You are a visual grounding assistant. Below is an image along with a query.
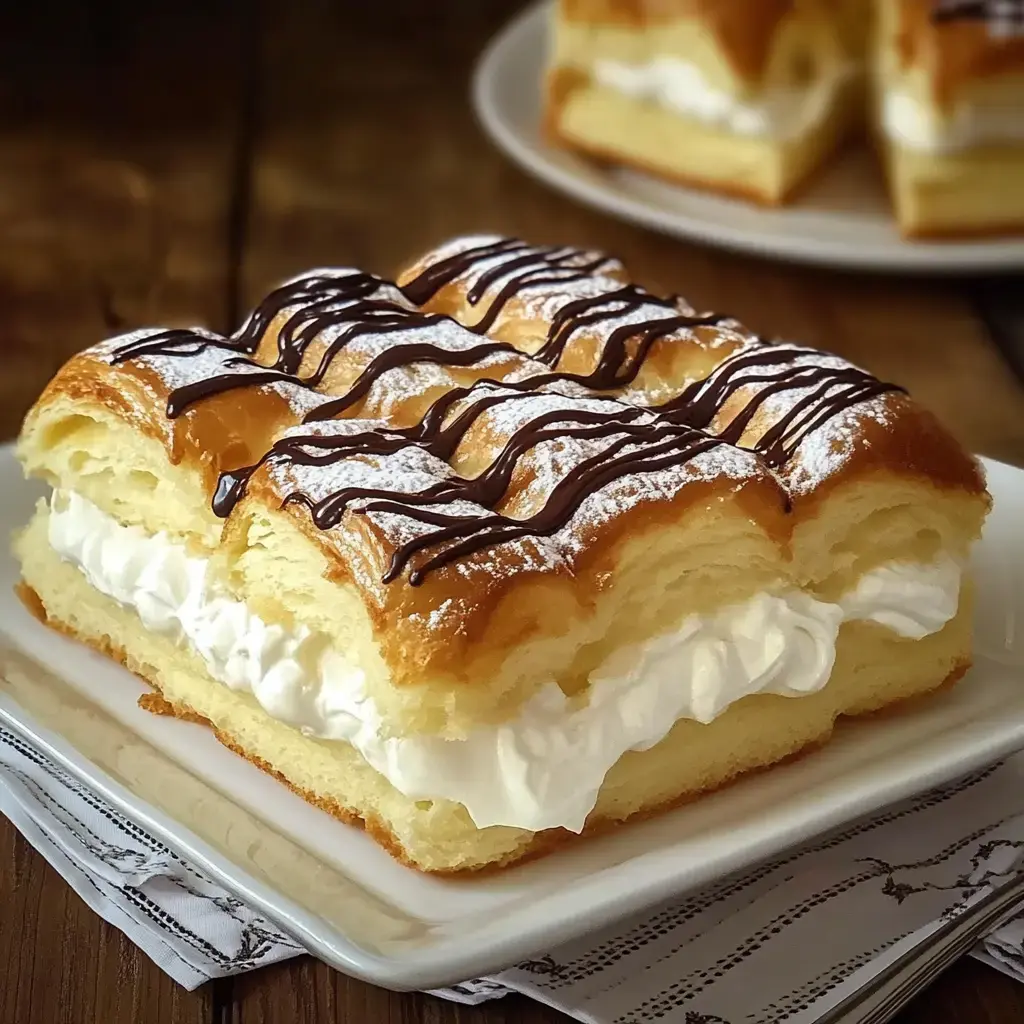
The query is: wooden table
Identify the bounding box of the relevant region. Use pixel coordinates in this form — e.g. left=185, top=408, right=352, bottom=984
left=2, top=2, right=1024, bottom=1021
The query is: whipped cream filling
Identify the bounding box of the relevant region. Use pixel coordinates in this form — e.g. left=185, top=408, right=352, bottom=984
left=47, top=491, right=962, bottom=833
left=591, top=56, right=850, bottom=140
left=882, top=91, right=1024, bottom=152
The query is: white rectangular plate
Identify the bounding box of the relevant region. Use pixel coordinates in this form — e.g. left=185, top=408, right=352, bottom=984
left=2, top=444, right=1023, bottom=990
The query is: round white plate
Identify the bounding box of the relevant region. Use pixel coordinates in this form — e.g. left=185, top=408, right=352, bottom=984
left=472, top=1, right=1024, bottom=273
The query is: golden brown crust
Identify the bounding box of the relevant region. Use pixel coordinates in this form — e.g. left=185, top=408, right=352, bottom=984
left=399, top=237, right=989, bottom=516
left=557, top=0, right=797, bottom=83
left=25, top=350, right=296, bottom=497
left=32, top=348, right=294, bottom=491
left=894, top=0, right=1024, bottom=103
left=137, top=691, right=212, bottom=726
left=782, top=396, right=989, bottom=521
left=15, top=580, right=48, bottom=624
left=234, top=459, right=793, bottom=688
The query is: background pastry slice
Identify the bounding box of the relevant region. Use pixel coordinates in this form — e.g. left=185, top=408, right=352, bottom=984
left=545, top=0, right=867, bottom=204
left=874, top=0, right=1024, bottom=236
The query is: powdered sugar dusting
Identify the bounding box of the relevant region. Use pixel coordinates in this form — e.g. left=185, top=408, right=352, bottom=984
left=362, top=352, right=510, bottom=419
left=411, top=235, right=624, bottom=310
left=784, top=396, right=897, bottom=495
left=96, top=329, right=246, bottom=392
left=329, top=316, right=521, bottom=417
left=271, top=423, right=454, bottom=507
left=272, top=381, right=334, bottom=418
left=265, top=419, right=574, bottom=592
left=343, top=318, right=506, bottom=361
left=95, top=279, right=524, bottom=429
left=685, top=342, right=902, bottom=493
left=504, top=273, right=627, bottom=326
left=255, top=381, right=765, bottom=600
left=80, top=244, right=917, bottom=616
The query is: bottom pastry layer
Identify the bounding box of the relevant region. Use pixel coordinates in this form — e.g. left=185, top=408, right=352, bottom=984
left=16, top=512, right=973, bottom=873
left=545, top=71, right=863, bottom=205
left=882, top=140, right=1024, bottom=238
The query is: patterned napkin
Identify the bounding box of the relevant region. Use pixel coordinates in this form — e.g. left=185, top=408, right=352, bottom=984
left=4, top=720, right=1024, bottom=1023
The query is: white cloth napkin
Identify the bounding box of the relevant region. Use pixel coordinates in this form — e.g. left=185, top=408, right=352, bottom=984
left=4, top=721, right=1024, bottom=1023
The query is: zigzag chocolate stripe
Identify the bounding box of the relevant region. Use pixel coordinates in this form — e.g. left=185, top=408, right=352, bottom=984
left=400, top=237, right=621, bottom=335
left=662, top=345, right=905, bottom=468
left=215, top=387, right=727, bottom=586
left=401, top=237, right=904, bottom=467
left=110, top=272, right=513, bottom=420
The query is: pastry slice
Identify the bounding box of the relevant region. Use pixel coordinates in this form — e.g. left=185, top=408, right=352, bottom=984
left=15, top=235, right=989, bottom=873
left=874, top=0, right=1024, bottom=236
left=545, top=0, right=867, bottom=203
left=16, top=264, right=794, bottom=872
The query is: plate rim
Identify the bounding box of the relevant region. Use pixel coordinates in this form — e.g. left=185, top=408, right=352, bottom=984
left=471, top=0, right=1024, bottom=275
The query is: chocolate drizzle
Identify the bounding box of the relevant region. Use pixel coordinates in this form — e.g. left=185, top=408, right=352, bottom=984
left=209, top=269, right=732, bottom=554
left=661, top=345, right=906, bottom=468
left=397, top=236, right=905, bottom=469
left=109, top=271, right=518, bottom=421
left=111, top=235, right=906, bottom=586
left=537, top=285, right=726, bottom=381
left=401, top=236, right=729, bottom=385
left=400, top=236, right=621, bottom=335
left=216, top=389, right=725, bottom=585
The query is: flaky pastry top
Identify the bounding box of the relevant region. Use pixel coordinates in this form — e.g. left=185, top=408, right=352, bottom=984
left=21, top=234, right=987, bottom=670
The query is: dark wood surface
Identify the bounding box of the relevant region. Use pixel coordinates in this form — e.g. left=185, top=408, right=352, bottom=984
left=3, top=2, right=1024, bottom=1021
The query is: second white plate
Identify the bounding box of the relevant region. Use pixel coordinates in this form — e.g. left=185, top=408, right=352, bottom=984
left=2, top=446, right=1024, bottom=990
left=472, top=1, right=1024, bottom=273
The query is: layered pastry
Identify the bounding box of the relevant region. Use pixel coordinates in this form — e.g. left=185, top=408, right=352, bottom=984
left=876, top=0, right=1024, bottom=236
left=14, top=235, right=989, bottom=873
left=545, top=0, right=868, bottom=204
left=545, top=0, right=1024, bottom=235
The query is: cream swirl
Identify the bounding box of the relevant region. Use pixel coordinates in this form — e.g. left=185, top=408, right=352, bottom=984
left=837, top=557, right=961, bottom=639
left=882, top=91, right=1024, bottom=152
left=47, top=490, right=962, bottom=833
left=592, top=56, right=852, bottom=140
